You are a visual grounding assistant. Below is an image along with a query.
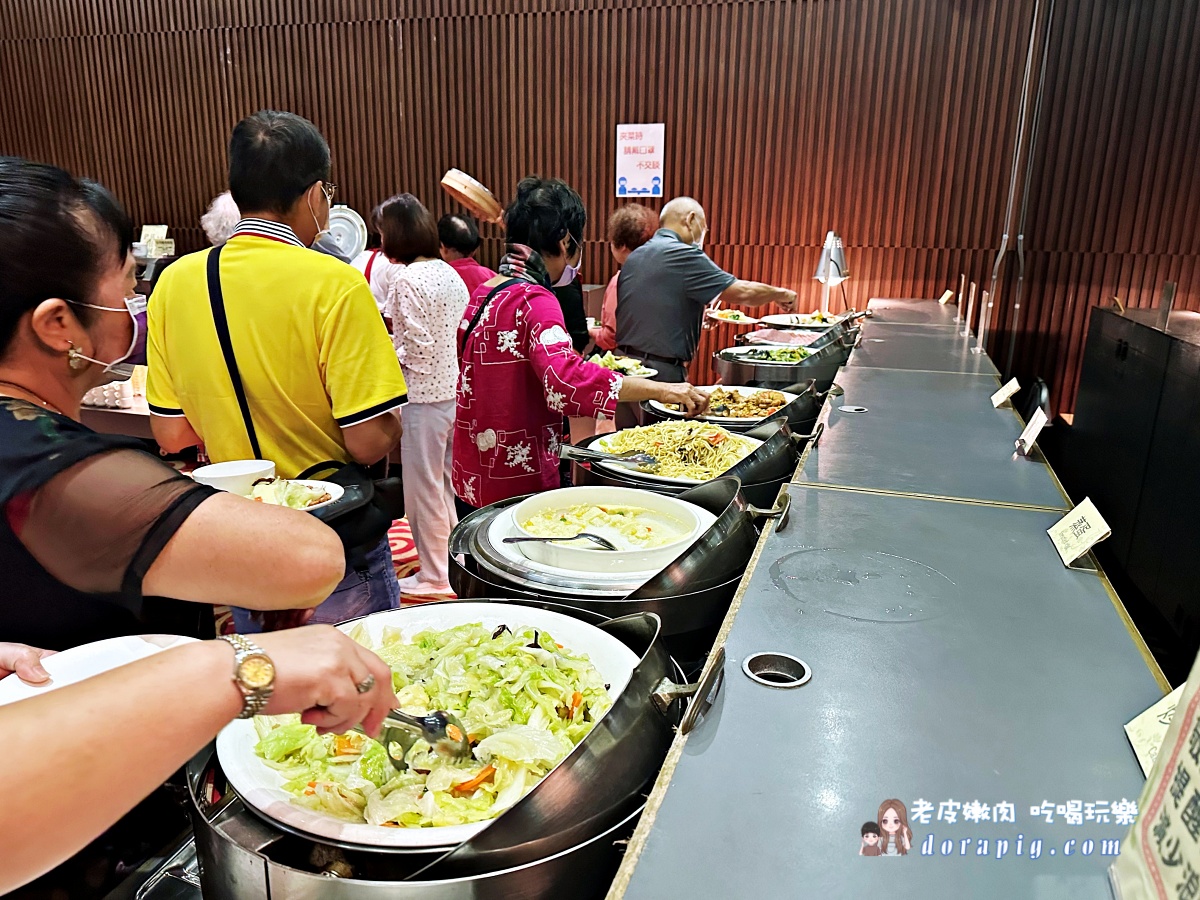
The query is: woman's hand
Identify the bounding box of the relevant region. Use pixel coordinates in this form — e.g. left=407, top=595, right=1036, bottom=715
left=656, top=383, right=711, bottom=417
left=0, top=643, right=55, bottom=685
left=253, top=626, right=398, bottom=738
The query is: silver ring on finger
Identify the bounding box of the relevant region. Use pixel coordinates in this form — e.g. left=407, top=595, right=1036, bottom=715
left=355, top=673, right=376, bottom=694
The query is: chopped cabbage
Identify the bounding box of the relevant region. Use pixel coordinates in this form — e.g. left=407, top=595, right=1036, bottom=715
left=252, top=622, right=611, bottom=829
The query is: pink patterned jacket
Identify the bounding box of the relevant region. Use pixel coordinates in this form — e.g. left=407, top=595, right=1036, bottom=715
left=453, top=279, right=622, bottom=508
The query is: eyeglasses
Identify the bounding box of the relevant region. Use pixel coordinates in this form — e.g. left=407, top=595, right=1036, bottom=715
left=321, top=182, right=337, bottom=205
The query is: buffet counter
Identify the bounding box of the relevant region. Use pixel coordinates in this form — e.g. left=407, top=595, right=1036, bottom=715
left=80, top=394, right=154, bottom=440
left=608, top=298, right=1167, bottom=899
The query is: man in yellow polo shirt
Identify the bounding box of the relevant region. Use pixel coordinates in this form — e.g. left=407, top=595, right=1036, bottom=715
left=148, top=110, right=407, bottom=631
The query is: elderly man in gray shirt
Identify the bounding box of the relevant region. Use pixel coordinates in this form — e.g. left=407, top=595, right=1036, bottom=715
left=615, top=197, right=798, bottom=382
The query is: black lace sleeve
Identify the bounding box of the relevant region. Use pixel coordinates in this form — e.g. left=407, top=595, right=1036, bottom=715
left=14, top=449, right=218, bottom=596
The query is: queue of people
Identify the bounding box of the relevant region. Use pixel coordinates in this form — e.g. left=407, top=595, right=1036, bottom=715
left=0, top=106, right=797, bottom=893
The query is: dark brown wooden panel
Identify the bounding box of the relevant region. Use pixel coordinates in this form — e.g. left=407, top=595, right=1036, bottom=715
left=2, top=0, right=1196, bottom=408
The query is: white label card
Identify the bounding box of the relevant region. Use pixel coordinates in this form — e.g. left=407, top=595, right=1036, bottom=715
left=1125, top=685, right=1184, bottom=777
left=938, top=289, right=954, bottom=305
left=139, top=225, right=168, bottom=243
left=991, top=378, right=1020, bottom=408
left=1047, top=497, right=1111, bottom=566
left=1015, top=406, right=1048, bottom=456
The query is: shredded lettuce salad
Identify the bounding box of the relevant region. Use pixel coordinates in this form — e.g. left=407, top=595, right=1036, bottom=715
left=252, top=622, right=612, bottom=828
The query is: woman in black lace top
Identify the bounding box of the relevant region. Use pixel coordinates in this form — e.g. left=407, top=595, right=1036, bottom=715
left=0, top=156, right=348, bottom=650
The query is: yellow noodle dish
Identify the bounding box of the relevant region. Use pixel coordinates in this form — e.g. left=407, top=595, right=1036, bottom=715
left=597, top=421, right=757, bottom=482
left=521, top=504, right=687, bottom=550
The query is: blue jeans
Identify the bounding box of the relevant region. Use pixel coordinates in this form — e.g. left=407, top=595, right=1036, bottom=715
left=231, top=536, right=400, bottom=633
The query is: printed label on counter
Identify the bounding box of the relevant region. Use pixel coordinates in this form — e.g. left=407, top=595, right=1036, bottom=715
left=1126, top=686, right=1185, bottom=778
left=1015, top=406, right=1048, bottom=457
left=1047, top=497, right=1111, bottom=566
left=991, top=378, right=1021, bottom=408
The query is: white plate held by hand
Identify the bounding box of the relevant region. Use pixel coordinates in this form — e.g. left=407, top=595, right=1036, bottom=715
left=0, top=634, right=197, bottom=707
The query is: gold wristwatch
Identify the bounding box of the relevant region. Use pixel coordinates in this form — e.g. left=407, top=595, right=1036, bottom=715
left=219, top=634, right=276, bottom=718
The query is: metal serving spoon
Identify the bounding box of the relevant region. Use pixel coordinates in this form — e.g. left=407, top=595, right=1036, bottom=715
left=503, top=533, right=619, bottom=551
left=353, top=709, right=472, bottom=771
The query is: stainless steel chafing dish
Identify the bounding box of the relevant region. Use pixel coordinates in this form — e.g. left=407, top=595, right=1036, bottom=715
left=127, top=602, right=723, bottom=900
left=713, top=329, right=858, bottom=390
left=449, top=477, right=789, bottom=639
left=639, top=379, right=821, bottom=433
left=567, top=418, right=816, bottom=509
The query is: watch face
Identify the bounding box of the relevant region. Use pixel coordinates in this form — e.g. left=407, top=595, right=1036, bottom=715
left=239, top=654, right=276, bottom=690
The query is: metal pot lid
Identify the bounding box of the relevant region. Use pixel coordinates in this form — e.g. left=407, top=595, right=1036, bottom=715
left=325, top=205, right=368, bottom=258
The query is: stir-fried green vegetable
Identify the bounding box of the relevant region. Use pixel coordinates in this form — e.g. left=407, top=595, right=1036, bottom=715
left=252, top=623, right=611, bottom=828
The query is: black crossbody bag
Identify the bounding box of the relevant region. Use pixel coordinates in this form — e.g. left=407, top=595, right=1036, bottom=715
left=206, top=245, right=403, bottom=567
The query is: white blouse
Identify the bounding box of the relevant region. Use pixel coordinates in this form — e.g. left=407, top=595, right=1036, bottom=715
left=383, top=258, right=471, bottom=404
left=350, top=249, right=403, bottom=315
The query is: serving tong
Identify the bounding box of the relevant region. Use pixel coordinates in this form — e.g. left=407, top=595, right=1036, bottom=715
left=557, top=445, right=660, bottom=473
left=352, top=709, right=472, bottom=772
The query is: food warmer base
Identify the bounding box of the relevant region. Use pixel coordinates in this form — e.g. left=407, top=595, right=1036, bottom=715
left=110, top=791, right=642, bottom=900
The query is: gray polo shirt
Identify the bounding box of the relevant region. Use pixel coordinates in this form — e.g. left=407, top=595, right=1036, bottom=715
left=615, top=228, right=737, bottom=362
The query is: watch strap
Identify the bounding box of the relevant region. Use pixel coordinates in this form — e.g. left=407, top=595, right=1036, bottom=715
left=219, top=633, right=274, bottom=719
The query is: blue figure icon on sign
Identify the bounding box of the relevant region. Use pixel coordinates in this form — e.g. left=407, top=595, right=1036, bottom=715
left=651, top=176, right=662, bottom=197
left=618, top=177, right=628, bottom=196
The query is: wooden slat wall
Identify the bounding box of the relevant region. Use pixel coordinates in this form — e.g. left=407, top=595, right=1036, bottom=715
left=1, top=0, right=1196, bottom=411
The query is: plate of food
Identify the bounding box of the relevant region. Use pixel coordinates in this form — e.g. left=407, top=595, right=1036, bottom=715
left=648, top=386, right=797, bottom=425
left=590, top=420, right=761, bottom=484
left=215, top=603, right=639, bottom=850
left=587, top=351, right=657, bottom=378
left=250, top=478, right=343, bottom=511
left=722, top=346, right=813, bottom=364
left=705, top=308, right=760, bottom=325
left=760, top=311, right=847, bottom=329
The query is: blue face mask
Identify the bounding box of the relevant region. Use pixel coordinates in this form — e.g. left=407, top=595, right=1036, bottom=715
left=67, top=294, right=148, bottom=379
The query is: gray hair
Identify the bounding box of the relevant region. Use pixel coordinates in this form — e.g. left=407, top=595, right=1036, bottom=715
left=200, top=191, right=240, bottom=245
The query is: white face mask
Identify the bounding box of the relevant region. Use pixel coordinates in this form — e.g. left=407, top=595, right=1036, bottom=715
left=307, top=184, right=333, bottom=246
left=689, top=218, right=707, bottom=252
left=67, top=294, right=148, bottom=379
left=553, top=236, right=582, bottom=287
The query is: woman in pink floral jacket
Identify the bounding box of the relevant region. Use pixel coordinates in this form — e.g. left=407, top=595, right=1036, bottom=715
left=453, top=177, right=707, bottom=511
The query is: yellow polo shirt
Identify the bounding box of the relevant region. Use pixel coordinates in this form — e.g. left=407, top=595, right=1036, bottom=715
left=147, top=228, right=407, bottom=478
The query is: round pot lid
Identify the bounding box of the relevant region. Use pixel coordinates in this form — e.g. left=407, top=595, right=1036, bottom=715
left=441, top=169, right=505, bottom=225
left=326, top=205, right=368, bottom=258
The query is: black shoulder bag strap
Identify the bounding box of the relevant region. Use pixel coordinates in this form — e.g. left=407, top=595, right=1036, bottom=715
left=206, top=244, right=263, bottom=459
left=459, top=278, right=521, bottom=354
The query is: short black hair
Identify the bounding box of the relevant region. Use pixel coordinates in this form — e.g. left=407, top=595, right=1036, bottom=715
left=0, top=157, right=131, bottom=355
left=438, top=213, right=481, bottom=255
left=228, top=110, right=330, bottom=216
left=378, top=194, right=440, bottom=264
left=861, top=822, right=881, bottom=836
left=504, top=176, right=586, bottom=258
